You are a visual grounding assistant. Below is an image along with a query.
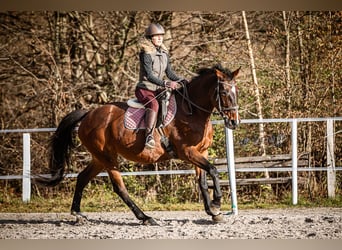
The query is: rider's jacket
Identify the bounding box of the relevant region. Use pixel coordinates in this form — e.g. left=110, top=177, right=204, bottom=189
left=137, top=37, right=181, bottom=91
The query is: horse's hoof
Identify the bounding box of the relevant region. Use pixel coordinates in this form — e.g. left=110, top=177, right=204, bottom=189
left=210, top=201, right=221, bottom=215
left=142, top=217, right=159, bottom=226
left=212, top=213, right=224, bottom=223
left=71, top=211, right=89, bottom=224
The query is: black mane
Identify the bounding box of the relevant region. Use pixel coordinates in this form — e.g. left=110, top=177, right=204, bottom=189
left=195, top=64, right=233, bottom=80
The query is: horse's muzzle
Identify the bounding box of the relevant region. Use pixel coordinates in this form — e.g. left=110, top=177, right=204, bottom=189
left=224, top=117, right=239, bottom=130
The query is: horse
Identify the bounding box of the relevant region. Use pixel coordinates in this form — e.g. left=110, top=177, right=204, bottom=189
left=36, top=64, right=240, bottom=225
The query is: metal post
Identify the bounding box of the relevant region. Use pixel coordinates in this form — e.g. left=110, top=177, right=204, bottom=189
left=291, top=119, right=298, bottom=205
left=327, top=119, right=336, bottom=198
left=225, top=127, right=238, bottom=215
left=22, top=133, right=31, bottom=202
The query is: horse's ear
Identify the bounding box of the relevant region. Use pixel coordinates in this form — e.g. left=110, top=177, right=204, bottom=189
left=215, top=69, right=225, bottom=80
left=232, top=66, right=241, bottom=79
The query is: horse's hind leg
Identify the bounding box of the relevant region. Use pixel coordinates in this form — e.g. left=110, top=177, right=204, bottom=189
left=107, top=169, right=158, bottom=226
left=71, top=160, right=103, bottom=218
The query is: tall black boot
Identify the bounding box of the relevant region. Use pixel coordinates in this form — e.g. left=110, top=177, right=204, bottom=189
left=144, top=108, right=158, bottom=149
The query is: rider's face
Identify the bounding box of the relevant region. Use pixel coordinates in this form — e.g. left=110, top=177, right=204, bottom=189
left=151, top=34, right=163, bottom=47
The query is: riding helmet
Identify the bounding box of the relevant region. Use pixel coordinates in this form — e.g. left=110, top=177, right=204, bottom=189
left=145, top=23, right=165, bottom=37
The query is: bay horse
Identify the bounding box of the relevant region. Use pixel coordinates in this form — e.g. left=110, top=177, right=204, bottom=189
left=37, top=64, right=240, bottom=225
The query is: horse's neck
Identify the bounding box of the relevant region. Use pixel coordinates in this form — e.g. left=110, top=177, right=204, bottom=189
left=186, top=75, right=216, bottom=115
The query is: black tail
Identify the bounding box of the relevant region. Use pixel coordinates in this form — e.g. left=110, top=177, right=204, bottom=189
left=35, top=109, right=89, bottom=187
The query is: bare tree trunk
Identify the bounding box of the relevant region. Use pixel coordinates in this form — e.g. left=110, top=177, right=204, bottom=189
left=327, top=12, right=337, bottom=117
left=296, top=12, right=312, bottom=144
left=51, top=11, right=70, bottom=126
left=296, top=11, right=313, bottom=185
left=54, top=11, right=71, bottom=81
left=242, top=11, right=267, bottom=158
left=296, top=11, right=309, bottom=107
left=283, top=11, right=291, bottom=110
left=69, top=12, right=104, bottom=83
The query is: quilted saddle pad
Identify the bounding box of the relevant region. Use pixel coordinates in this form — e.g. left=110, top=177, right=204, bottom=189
left=124, top=95, right=177, bottom=130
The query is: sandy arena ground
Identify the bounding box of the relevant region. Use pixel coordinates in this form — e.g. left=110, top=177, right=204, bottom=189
left=0, top=207, right=341, bottom=239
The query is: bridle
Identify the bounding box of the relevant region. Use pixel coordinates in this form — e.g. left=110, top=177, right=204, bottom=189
left=216, top=79, right=239, bottom=118
left=176, top=76, right=239, bottom=118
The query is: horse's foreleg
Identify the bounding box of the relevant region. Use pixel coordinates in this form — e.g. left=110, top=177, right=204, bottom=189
left=71, top=161, right=102, bottom=218
left=196, top=167, right=223, bottom=221
left=196, top=168, right=211, bottom=213
left=107, top=169, right=158, bottom=226
left=207, top=164, right=222, bottom=208
left=185, top=146, right=223, bottom=221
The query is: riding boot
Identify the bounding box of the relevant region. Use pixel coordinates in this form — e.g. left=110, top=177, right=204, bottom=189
left=144, top=108, right=158, bottom=149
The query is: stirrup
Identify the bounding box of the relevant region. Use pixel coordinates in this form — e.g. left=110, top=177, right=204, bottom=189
left=145, top=134, right=156, bottom=149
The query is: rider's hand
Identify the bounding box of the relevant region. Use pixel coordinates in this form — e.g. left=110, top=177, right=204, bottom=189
left=165, top=81, right=178, bottom=90
left=180, top=79, right=189, bottom=85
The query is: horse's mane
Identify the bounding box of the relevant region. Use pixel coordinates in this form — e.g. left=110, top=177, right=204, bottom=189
left=192, top=64, right=233, bottom=81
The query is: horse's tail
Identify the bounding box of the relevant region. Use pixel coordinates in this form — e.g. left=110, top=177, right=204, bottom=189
left=35, top=109, right=89, bottom=187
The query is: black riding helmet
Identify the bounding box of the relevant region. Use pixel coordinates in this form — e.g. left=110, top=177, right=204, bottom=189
left=145, top=23, right=165, bottom=38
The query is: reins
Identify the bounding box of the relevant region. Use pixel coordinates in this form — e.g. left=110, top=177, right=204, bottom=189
left=129, top=73, right=239, bottom=119
left=175, top=81, right=212, bottom=115
left=176, top=78, right=239, bottom=116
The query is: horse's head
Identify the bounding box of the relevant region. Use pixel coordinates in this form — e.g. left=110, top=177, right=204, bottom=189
left=214, top=65, right=241, bottom=130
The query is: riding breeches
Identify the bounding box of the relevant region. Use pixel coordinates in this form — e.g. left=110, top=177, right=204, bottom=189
left=135, top=87, right=160, bottom=112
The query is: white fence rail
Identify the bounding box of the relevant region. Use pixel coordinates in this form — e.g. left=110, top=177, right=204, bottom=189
left=1, top=117, right=341, bottom=214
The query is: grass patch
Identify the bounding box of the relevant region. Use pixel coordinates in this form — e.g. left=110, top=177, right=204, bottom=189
left=1, top=183, right=341, bottom=213
left=1, top=193, right=341, bottom=213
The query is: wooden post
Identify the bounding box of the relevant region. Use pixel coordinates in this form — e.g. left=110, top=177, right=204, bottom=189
left=22, top=133, right=31, bottom=202
left=327, top=119, right=336, bottom=198
left=225, top=127, right=238, bottom=215
left=291, top=119, right=298, bottom=205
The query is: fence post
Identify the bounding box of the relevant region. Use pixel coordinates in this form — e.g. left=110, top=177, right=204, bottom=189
left=22, top=133, right=31, bottom=202
left=291, top=119, right=298, bottom=205
left=327, top=119, right=336, bottom=198
left=225, top=127, right=238, bottom=215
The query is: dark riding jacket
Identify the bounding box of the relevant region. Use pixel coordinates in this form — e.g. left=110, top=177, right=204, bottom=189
left=137, top=37, right=181, bottom=91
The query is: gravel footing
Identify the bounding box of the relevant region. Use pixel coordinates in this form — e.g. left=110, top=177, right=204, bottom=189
left=1, top=207, right=341, bottom=239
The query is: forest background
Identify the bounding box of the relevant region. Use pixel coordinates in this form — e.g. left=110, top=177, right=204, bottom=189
left=0, top=11, right=341, bottom=210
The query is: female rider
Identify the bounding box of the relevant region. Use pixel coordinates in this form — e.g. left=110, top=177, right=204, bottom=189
left=135, top=23, right=187, bottom=149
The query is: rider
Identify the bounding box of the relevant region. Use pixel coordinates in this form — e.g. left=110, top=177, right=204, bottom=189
left=135, top=23, right=187, bottom=149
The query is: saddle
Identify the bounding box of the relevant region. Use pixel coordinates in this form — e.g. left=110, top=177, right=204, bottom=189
left=124, top=92, right=177, bottom=130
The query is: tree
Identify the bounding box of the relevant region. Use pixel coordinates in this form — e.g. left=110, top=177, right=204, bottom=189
left=242, top=11, right=267, bottom=157
left=283, top=11, right=291, bottom=110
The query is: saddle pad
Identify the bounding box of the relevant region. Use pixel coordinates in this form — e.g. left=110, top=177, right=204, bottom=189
left=124, top=95, right=177, bottom=130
